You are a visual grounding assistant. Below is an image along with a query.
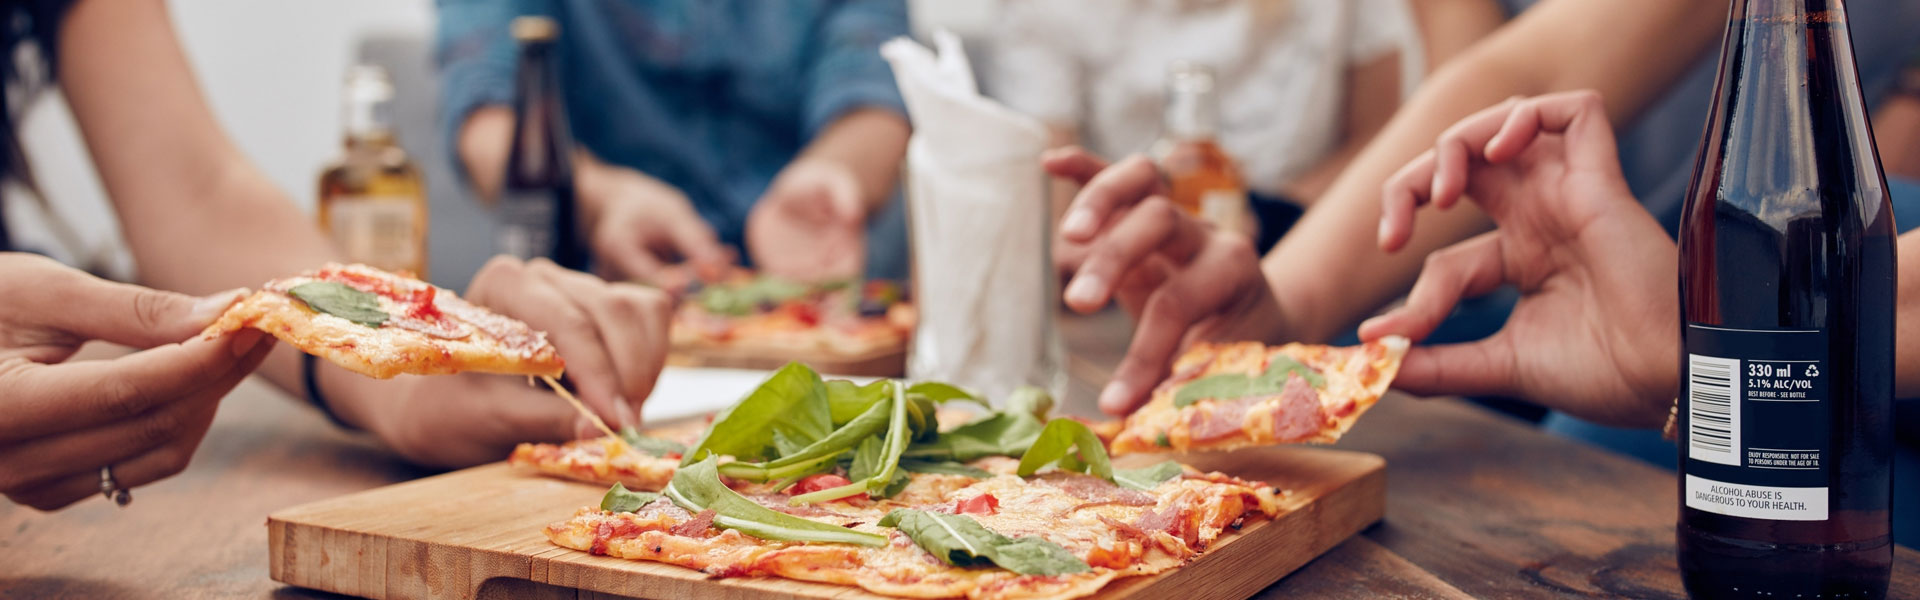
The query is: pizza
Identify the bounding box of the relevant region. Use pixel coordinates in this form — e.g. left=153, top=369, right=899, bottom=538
left=515, top=365, right=1286, bottom=600
left=1108, top=337, right=1409, bottom=456
left=201, top=263, right=563, bottom=379
left=670, top=272, right=914, bottom=359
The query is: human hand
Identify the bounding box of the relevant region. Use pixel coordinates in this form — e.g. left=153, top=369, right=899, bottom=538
left=578, top=160, right=735, bottom=289
left=1362, top=91, right=1678, bottom=427
left=1045, top=147, right=1288, bottom=416
left=0, top=253, right=274, bottom=510
left=746, top=158, right=867, bottom=283
left=332, top=257, right=672, bottom=467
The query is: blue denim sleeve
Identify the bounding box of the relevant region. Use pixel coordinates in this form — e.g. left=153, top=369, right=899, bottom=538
left=801, top=0, right=910, bottom=140
left=434, top=0, right=536, bottom=178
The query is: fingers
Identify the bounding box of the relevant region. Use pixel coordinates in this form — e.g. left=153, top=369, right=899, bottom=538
left=1040, top=146, right=1110, bottom=186
left=1382, top=337, right=1518, bottom=399
left=536, top=264, right=670, bottom=426
left=593, top=220, right=670, bottom=283
left=1059, top=155, right=1167, bottom=243
left=1358, top=233, right=1508, bottom=343
left=0, top=328, right=272, bottom=441
left=1378, top=150, right=1439, bottom=252
left=1098, top=234, right=1260, bottom=416
left=1483, top=90, right=1621, bottom=175
left=660, top=209, right=732, bottom=272
left=0, top=334, right=271, bottom=511
left=1063, top=197, right=1208, bottom=313
left=479, top=258, right=628, bottom=430
left=27, top=262, right=248, bottom=349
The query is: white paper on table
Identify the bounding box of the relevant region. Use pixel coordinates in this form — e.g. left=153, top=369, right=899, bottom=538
left=882, top=33, right=1065, bottom=405
left=640, top=366, right=876, bottom=424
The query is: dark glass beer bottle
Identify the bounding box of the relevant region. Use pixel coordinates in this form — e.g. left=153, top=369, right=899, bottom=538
left=1676, top=0, right=1895, bottom=598
left=497, top=16, right=587, bottom=270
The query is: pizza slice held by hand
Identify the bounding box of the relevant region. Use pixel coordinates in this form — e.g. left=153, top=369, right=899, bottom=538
left=202, top=263, right=563, bottom=379
left=1109, top=337, right=1409, bottom=456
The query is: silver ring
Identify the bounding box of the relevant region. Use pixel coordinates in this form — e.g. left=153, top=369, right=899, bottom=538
left=99, top=466, right=131, bottom=507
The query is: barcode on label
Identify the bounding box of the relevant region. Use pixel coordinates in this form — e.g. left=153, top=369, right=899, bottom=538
left=1688, top=354, right=1742, bottom=465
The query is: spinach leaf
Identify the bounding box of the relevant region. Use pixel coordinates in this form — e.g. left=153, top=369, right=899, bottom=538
left=846, top=436, right=886, bottom=484
left=1171, top=355, right=1326, bottom=408
left=1113, top=461, right=1185, bottom=491
left=905, top=382, right=991, bottom=410
left=681, top=363, right=831, bottom=464
left=1016, top=418, right=1113, bottom=481
left=664, top=456, right=885, bottom=547
left=878, top=509, right=1090, bottom=576
left=898, top=459, right=994, bottom=479
left=792, top=382, right=913, bottom=503
left=825, top=379, right=891, bottom=425
left=900, top=388, right=1056, bottom=462
left=718, top=396, right=892, bottom=482
left=287, top=282, right=388, bottom=327
left=600, top=482, right=661, bottom=513
left=617, top=426, right=687, bottom=457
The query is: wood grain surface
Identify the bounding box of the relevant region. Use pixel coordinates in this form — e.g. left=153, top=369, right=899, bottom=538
left=266, top=448, right=1384, bottom=600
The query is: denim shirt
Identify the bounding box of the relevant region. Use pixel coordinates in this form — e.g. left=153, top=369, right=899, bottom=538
left=435, top=0, right=909, bottom=252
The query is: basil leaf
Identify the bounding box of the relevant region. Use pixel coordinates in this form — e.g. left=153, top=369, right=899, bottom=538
left=681, top=363, right=831, bottom=464
left=1172, top=356, right=1326, bottom=408
left=287, top=282, right=388, bottom=327
left=1172, top=373, right=1259, bottom=408
left=898, top=459, right=994, bottom=479
left=617, top=427, right=687, bottom=457
left=1006, top=386, right=1055, bottom=420
left=901, top=409, right=1045, bottom=462
left=1016, top=419, right=1113, bottom=482
left=1113, top=461, right=1185, bottom=491
left=846, top=436, right=886, bottom=483
left=879, top=509, right=1090, bottom=576
left=1154, top=431, right=1172, bottom=448
left=791, top=382, right=913, bottom=503
left=600, top=482, right=662, bottom=513
left=664, top=456, right=885, bottom=547
left=825, top=379, right=890, bottom=425
left=1265, top=355, right=1327, bottom=389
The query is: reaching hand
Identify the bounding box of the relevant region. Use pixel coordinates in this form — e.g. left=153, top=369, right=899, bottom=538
left=0, top=253, right=274, bottom=510
left=1044, top=147, right=1288, bottom=416
left=746, top=158, right=868, bottom=283
left=578, top=160, right=736, bottom=289
left=332, top=256, right=673, bottom=467
left=1362, top=91, right=1678, bottom=427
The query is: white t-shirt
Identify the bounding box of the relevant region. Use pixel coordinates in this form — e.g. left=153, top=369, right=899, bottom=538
left=987, top=0, right=1421, bottom=195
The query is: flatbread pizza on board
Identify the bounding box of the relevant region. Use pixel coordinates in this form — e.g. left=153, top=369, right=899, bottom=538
left=1109, top=337, right=1410, bottom=455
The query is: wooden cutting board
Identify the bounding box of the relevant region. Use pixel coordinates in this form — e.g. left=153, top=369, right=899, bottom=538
left=268, top=447, right=1385, bottom=600
left=667, top=345, right=907, bottom=377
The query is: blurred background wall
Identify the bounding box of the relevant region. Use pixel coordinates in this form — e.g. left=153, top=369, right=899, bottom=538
left=9, top=0, right=989, bottom=290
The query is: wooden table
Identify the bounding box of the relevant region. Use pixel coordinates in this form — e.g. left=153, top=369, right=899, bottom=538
left=3, top=311, right=1916, bottom=599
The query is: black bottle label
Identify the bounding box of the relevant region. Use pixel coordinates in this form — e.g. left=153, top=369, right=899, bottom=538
left=1682, top=323, right=1831, bottom=521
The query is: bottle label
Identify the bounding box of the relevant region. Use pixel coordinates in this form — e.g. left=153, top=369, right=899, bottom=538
left=327, top=196, right=421, bottom=274
left=1198, top=189, right=1246, bottom=232
left=1682, top=323, right=1830, bottom=521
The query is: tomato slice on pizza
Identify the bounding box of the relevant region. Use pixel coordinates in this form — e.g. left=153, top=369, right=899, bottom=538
left=1109, top=337, right=1409, bottom=455
left=201, top=263, right=564, bottom=379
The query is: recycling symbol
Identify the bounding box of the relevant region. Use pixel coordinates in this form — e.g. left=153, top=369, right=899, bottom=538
left=1805, top=365, right=1820, bottom=377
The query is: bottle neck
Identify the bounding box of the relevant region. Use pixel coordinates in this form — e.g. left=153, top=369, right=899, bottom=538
left=1163, top=84, right=1219, bottom=141
left=508, top=40, right=573, bottom=185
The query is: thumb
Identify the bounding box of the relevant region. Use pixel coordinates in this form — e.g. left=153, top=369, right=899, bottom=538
left=45, top=275, right=249, bottom=349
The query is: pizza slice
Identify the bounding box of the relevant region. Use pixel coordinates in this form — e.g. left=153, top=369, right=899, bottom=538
left=1108, top=336, right=1409, bottom=456
left=670, top=273, right=914, bottom=360
left=509, top=419, right=708, bottom=491
left=201, top=263, right=563, bottom=379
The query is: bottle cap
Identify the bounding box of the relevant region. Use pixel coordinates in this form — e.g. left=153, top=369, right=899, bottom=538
left=512, top=16, right=558, bottom=42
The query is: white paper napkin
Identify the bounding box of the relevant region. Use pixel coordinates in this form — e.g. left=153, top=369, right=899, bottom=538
left=882, top=32, right=1065, bottom=405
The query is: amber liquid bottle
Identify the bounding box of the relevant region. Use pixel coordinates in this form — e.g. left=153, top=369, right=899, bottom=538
left=497, top=16, right=586, bottom=270
left=1150, top=62, right=1251, bottom=236
left=1676, top=0, right=1895, bottom=598
left=318, top=65, right=428, bottom=276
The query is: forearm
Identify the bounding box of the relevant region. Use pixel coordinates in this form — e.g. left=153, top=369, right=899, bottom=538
left=457, top=105, right=515, bottom=202
left=797, top=108, right=909, bottom=214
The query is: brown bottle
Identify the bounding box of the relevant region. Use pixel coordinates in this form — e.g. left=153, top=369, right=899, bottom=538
left=318, top=65, right=428, bottom=276
left=497, top=16, right=586, bottom=270
left=1676, top=0, right=1894, bottom=598
left=1150, top=62, right=1251, bottom=236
